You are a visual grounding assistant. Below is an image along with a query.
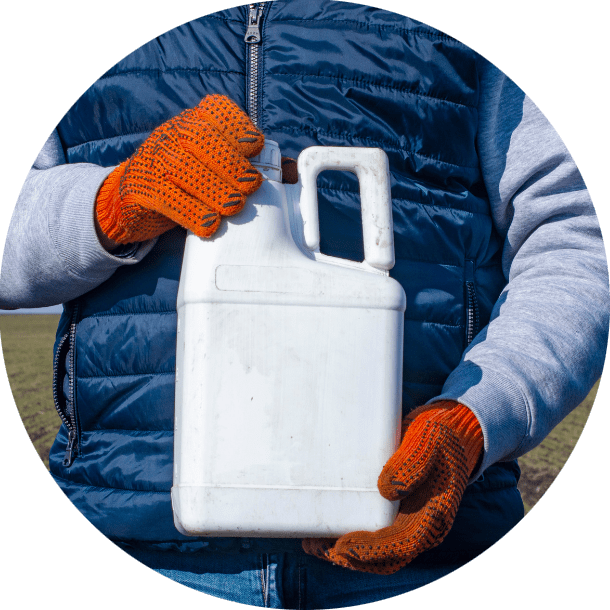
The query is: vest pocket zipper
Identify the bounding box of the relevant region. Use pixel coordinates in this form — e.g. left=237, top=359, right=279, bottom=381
left=465, top=260, right=480, bottom=346
left=52, top=301, right=81, bottom=467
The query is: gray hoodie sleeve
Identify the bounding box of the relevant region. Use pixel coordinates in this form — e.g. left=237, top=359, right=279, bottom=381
left=434, top=60, right=609, bottom=479
left=0, top=131, right=156, bottom=309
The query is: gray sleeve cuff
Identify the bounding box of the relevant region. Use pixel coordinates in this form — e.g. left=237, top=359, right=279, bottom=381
left=0, top=163, right=156, bottom=308
left=47, top=163, right=156, bottom=281
left=429, top=362, right=529, bottom=482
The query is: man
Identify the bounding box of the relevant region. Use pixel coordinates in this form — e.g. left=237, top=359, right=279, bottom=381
left=0, top=0, right=608, bottom=607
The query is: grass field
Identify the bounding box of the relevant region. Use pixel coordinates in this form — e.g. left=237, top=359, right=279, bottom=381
left=1, top=314, right=62, bottom=468
left=0, top=313, right=600, bottom=512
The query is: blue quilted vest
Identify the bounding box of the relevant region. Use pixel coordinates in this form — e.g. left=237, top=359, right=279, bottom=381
left=49, top=0, right=523, bottom=558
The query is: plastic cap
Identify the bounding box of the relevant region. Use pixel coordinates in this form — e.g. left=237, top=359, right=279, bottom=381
left=250, top=140, right=282, bottom=182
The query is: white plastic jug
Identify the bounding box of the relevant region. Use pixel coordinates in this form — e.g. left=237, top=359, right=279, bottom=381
left=172, top=141, right=406, bottom=538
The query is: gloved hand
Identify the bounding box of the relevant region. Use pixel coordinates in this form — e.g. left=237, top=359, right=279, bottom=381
left=302, top=400, right=483, bottom=575
left=95, top=94, right=265, bottom=244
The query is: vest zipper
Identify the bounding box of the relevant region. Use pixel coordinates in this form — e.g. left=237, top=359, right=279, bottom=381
left=465, top=260, right=480, bottom=346
left=52, top=301, right=81, bottom=467
left=245, top=3, right=266, bottom=128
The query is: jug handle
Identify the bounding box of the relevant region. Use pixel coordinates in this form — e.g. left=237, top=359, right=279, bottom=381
left=296, top=146, right=395, bottom=272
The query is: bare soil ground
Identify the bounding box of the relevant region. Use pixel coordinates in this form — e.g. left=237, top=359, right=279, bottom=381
left=0, top=313, right=599, bottom=512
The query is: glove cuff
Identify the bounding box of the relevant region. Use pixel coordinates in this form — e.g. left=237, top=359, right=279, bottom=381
left=407, top=401, right=483, bottom=476
left=96, top=162, right=132, bottom=243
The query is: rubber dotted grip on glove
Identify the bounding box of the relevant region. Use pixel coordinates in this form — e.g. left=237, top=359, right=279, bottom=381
left=377, top=402, right=482, bottom=502
left=96, top=94, right=265, bottom=243
left=302, top=401, right=483, bottom=575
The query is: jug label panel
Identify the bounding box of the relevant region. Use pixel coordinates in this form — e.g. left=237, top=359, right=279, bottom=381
left=215, top=265, right=320, bottom=296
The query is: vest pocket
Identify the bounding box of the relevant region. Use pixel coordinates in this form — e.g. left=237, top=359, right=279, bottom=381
left=52, top=301, right=81, bottom=466
left=464, top=260, right=480, bottom=346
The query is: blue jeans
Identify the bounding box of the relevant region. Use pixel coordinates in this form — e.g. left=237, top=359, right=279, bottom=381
left=119, top=540, right=466, bottom=608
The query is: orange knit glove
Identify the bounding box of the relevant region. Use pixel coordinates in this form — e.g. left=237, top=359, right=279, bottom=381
left=95, top=95, right=265, bottom=243
left=302, top=401, right=483, bottom=575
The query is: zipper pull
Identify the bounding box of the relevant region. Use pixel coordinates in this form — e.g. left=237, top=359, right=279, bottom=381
left=63, top=429, right=78, bottom=467
left=245, top=4, right=263, bottom=43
